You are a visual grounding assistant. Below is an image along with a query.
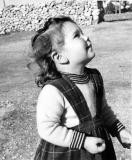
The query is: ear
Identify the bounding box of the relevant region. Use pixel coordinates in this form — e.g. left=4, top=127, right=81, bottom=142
left=51, top=51, right=69, bottom=64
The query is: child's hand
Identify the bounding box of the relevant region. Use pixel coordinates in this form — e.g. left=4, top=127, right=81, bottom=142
left=117, top=129, right=132, bottom=149
left=84, top=137, right=106, bottom=154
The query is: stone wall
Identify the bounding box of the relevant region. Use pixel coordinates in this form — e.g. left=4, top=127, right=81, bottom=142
left=0, top=0, right=99, bottom=35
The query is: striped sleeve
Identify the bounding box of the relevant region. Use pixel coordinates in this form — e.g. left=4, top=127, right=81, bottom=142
left=110, top=120, right=125, bottom=136
left=116, top=121, right=125, bottom=132
left=70, top=131, right=86, bottom=149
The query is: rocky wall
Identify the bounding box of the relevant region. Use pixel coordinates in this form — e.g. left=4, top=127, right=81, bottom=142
left=0, top=0, right=99, bottom=35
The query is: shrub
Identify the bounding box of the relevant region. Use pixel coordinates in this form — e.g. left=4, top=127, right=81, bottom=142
left=105, top=2, right=116, bottom=14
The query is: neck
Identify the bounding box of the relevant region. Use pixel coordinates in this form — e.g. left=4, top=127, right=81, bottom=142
left=57, top=64, right=85, bottom=75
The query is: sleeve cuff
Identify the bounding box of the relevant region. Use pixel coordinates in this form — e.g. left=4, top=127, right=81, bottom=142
left=110, top=120, right=125, bottom=136
left=70, top=131, right=86, bottom=150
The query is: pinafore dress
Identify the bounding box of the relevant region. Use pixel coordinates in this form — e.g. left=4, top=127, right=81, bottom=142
left=34, top=68, right=117, bottom=160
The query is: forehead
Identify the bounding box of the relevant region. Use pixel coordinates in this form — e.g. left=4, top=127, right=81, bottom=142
left=62, top=22, right=81, bottom=36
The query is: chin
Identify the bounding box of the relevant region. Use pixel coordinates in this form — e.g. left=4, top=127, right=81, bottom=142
left=83, top=58, right=93, bottom=66
left=88, top=50, right=95, bottom=59
left=85, top=52, right=95, bottom=64
left=91, top=52, right=95, bottom=59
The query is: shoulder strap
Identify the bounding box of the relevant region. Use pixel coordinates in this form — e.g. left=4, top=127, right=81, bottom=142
left=86, top=68, right=104, bottom=115
left=85, top=67, right=103, bottom=95
left=47, top=76, right=93, bottom=123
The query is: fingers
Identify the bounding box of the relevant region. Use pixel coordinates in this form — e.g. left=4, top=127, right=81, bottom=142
left=120, top=134, right=132, bottom=149
left=97, top=141, right=106, bottom=152
left=122, top=142, right=131, bottom=149
left=96, top=138, right=106, bottom=153
left=84, top=137, right=106, bottom=154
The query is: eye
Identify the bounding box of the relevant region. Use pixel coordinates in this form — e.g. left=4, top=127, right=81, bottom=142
left=74, top=32, right=80, bottom=38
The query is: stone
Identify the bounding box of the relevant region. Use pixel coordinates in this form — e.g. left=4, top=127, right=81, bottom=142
left=0, top=0, right=97, bottom=35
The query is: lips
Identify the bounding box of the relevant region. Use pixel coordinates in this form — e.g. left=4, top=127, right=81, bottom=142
left=86, top=43, right=92, bottom=50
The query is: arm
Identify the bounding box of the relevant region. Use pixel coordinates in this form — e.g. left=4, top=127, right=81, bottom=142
left=37, top=84, right=107, bottom=153
left=37, top=84, right=85, bottom=149
left=101, top=79, right=132, bottom=149
left=95, top=68, right=125, bottom=137
left=96, top=69, right=132, bottom=148
left=101, top=87, right=126, bottom=137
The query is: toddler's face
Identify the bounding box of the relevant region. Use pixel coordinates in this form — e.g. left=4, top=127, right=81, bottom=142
left=61, top=22, right=95, bottom=66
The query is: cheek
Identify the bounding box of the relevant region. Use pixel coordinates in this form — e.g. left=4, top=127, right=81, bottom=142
left=73, top=41, right=85, bottom=51
left=64, top=40, right=85, bottom=58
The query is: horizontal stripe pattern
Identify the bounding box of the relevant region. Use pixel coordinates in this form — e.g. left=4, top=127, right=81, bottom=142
left=70, top=131, right=85, bottom=149
left=61, top=70, right=90, bottom=84
left=116, top=122, right=125, bottom=132
left=112, top=121, right=125, bottom=136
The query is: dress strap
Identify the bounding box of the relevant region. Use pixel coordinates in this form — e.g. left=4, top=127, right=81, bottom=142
left=88, top=68, right=103, bottom=115
left=48, top=76, right=93, bottom=123
left=47, top=67, right=103, bottom=124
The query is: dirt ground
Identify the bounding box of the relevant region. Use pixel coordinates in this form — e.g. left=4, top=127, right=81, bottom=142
left=0, top=20, right=132, bottom=160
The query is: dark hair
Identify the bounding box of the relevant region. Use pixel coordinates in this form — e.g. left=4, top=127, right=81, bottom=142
left=29, top=16, right=75, bottom=87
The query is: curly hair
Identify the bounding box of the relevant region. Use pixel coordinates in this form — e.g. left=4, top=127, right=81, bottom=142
left=29, top=16, right=75, bottom=87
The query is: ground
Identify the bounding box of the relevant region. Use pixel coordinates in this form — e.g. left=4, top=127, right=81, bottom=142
left=0, top=20, right=131, bottom=160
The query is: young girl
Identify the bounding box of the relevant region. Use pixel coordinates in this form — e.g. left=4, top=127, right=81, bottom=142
left=30, top=16, right=132, bottom=160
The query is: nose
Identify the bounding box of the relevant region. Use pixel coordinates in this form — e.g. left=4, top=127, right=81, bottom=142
left=81, top=35, right=90, bottom=42
left=81, top=35, right=87, bottom=41
left=81, top=35, right=91, bottom=47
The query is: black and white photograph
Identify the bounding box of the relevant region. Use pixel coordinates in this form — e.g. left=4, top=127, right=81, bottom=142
left=0, top=0, right=132, bottom=160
